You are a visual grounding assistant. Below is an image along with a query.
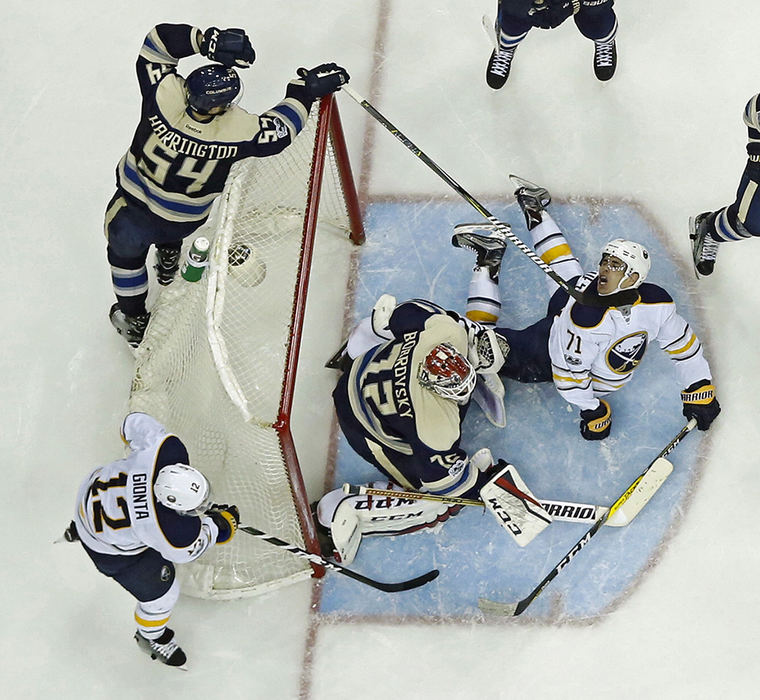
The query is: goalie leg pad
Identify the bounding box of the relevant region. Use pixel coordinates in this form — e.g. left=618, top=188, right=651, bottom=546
left=316, top=483, right=460, bottom=564
left=479, top=463, right=552, bottom=546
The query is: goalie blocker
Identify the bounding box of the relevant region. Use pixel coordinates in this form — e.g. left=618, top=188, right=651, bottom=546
left=316, top=450, right=551, bottom=564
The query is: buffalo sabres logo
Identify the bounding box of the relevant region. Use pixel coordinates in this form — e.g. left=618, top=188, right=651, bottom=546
left=606, top=331, right=648, bottom=374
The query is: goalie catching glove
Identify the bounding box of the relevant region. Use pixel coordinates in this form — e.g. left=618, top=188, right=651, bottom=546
left=201, top=27, right=255, bottom=68
left=462, top=319, right=510, bottom=374
left=681, top=380, right=720, bottom=430
left=297, top=63, right=350, bottom=100
left=206, top=504, right=240, bottom=544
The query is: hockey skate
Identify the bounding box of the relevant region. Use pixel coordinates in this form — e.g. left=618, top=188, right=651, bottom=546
left=135, top=628, right=187, bottom=669
left=109, top=303, right=150, bottom=348
left=451, top=224, right=508, bottom=279
left=310, top=501, right=338, bottom=559
left=689, top=212, right=720, bottom=277
left=155, top=245, right=181, bottom=286
left=593, top=39, right=617, bottom=81
left=486, top=47, right=516, bottom=90
left=510, top=175, right=551, bottom=230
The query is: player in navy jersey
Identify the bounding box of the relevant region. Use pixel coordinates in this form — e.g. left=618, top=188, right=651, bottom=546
left=63, top=412, right=239, bottom=668
left=486, top=0, right=617, bottom=89
left=691, top=92, right=760, bottom=276
left=453, top=176, right=721, bottom=441
left=104, top=23, right=349, bottom=347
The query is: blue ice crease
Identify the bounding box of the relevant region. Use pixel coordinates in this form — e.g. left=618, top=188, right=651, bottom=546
left=319, top=198, right=704, bottom=621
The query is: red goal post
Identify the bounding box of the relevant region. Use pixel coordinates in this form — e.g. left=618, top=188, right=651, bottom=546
left=129, top=93, right=363, bottom=598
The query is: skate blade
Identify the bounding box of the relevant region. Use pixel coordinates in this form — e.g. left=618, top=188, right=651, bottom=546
left=688, top=216, right=701, bottom=279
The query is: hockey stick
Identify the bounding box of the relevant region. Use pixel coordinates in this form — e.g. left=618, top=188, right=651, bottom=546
left=481, top=15, right=498, bottom=50
left=239, top=525, right=439, bottom=592
left=341, top=90, right=606, bottom=309
left=478, top=418, right=697, bottom=616
left=343, top=483, right=607, bottom=525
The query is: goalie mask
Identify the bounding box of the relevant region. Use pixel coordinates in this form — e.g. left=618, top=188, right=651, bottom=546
left=598, top=239, right=651, bottom=294
left=418, top=343, right=476, bottom=404
left=154, top=464, right=213, bottom=516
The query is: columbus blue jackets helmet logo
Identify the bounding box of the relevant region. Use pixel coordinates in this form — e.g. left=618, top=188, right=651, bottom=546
left=606, top=331, right=648, bottom=374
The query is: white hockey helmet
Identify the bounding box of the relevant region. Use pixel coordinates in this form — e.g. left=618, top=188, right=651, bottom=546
left=599, top=239, right=651, bottom=291
left=418, top=343, right=477, bottom=404
left=154, top=464, right=212, bottom=515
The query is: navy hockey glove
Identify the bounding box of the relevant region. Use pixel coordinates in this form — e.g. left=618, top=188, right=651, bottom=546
left=201, top=27, right=256, bottom=68
left=579, top=399, right=612, bottom=441
left=530, top=0, right=574, bottom=29
left=206, top=504, right=240, bottom=544
left=297, top=63, right=350, bottom=99
left=681, top=380, right=720, bottom=430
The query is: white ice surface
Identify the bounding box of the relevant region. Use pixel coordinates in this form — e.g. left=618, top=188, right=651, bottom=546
left=3, top=1, right=760, bottom=698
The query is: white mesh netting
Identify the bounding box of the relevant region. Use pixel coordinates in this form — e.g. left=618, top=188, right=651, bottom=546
left=129, top=98, right=357, bottom=598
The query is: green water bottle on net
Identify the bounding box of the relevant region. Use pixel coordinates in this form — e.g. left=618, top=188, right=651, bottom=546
left=181, top=236, right=210, bottom=282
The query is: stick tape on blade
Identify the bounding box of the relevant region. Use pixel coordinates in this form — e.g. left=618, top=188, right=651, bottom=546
left=606, top=458, right=674, bottom=527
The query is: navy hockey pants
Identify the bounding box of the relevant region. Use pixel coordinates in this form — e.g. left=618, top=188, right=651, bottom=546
left=104, top=191, right=204, bottom=315
left=81, top=541, right=175, bottom=603
left=495, top=314, right=553, bottom=384
left=499, top=0, right=616, bottom=41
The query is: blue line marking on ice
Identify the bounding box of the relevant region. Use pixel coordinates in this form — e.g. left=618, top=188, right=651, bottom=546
left=320, top=199, right=703, bottom=621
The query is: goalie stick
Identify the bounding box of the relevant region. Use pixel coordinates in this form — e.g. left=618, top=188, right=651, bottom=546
left=239, top=526, right=439, bottom=593
left=478, top=419, right=697, bottom=616
left=343, top=483, right=607, bottom=525
left=341, top=87, right=610, bottom=309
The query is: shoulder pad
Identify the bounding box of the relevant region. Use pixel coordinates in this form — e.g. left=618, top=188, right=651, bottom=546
left=156, top=504, right=203, bottom=548
left=637, top=283, right=672, bottom=304
left=569, top=301, right=607, bottom=328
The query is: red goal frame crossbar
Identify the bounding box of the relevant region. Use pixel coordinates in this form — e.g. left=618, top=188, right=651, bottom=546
left=276, top=93, right=364, bottom=576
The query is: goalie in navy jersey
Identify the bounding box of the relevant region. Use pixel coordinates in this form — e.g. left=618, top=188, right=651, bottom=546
left=451, top=175, right=721, bottom=442
left=104, top=23, right=349, bottom=347
left=317, top=295, right=554, bottom=564
left=63, top=412, right=239, bottom=668
left=486, top=0, right=618, bottom=89
left=690, top=92, right=760, bottom=277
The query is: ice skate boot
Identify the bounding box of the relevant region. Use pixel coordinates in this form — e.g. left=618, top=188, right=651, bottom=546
left=593, top=38, right=617, bottom=81
left=451, top=224, right=508, bottom=280
left=109, top=304, right=150, bottom=348
left=155, top=245, right=181, bottom=286
left=135, top=628, right=187, bottom=669
left=510, top=175, right=551, bottom=230
left=689, top=212, right=720, bottom=277
left=310, top=501, right=337, bottom=559
left=486, top=47, right=516, bottom=90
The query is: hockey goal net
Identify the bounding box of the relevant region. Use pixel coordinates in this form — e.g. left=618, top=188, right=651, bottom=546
left=128, top=94, right=363, bottom=599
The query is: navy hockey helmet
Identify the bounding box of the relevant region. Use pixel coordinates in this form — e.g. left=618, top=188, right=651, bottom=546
left=185, top=65, right=241, bottom=115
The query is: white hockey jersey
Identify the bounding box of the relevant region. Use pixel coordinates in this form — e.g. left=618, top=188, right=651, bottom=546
left=548, top=275, right=712, bottom=411
left=74, top=413, right=220, bottom=562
